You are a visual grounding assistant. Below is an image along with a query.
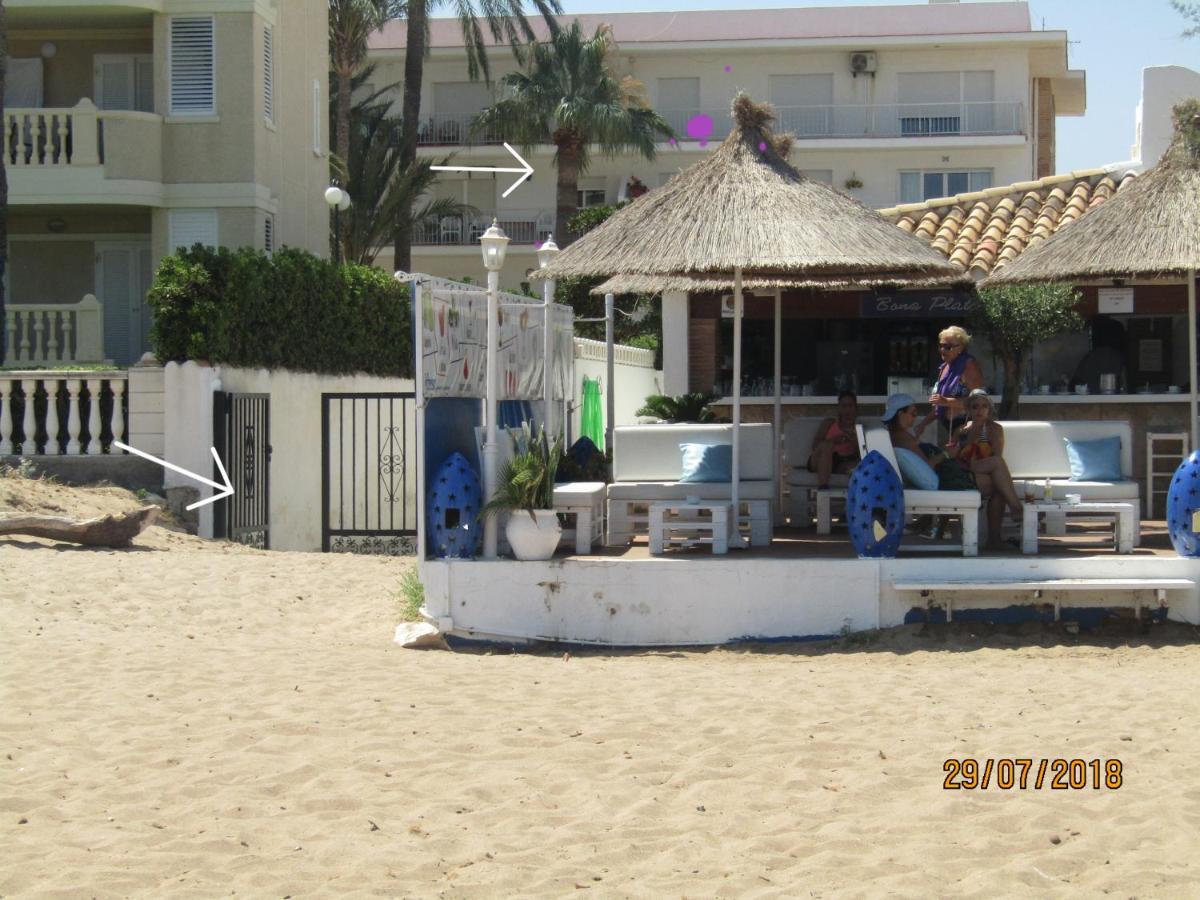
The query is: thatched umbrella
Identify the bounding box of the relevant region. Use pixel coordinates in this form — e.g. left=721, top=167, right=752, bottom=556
left=985, top=103, right=1200, bottom=446
left=536, top=94, right=960, bottom=545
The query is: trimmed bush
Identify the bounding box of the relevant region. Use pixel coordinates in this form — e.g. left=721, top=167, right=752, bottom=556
left=148, top=246, right=412, bottom=377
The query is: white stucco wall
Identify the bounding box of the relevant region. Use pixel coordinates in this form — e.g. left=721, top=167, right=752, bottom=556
left=165, top=361, right=415, bottom=551
left=1133, top=65, right=1200, bottom=168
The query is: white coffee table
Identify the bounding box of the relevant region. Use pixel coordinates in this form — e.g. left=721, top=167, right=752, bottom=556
left=553, top=482, right=607, bottom=555
left=649, top=501, right=732, bottom=555
left=1022, top=500, right=1136, bottom=555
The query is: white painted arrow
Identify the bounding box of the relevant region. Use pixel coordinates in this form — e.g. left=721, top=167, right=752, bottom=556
left=431, top=143, right=535, bottom=198
left=113, top=440, right=235, bottom=511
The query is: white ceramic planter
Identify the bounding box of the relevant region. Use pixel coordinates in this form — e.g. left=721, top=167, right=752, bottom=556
left=505, top=509, right=562, bottom=560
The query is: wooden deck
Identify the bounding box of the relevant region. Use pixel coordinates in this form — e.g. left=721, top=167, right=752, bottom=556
left=575, top=520, right=1175, bottom=561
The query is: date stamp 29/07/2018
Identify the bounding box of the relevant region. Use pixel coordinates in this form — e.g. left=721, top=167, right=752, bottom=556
left=943, top=758, right=1123, bottom=791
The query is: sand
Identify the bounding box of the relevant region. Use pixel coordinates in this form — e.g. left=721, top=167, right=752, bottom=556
left=3, top=471, right=1200, bottom=897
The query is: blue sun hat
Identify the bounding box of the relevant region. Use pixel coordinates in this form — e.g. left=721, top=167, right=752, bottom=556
left=882, top=393, right=917, bottom=423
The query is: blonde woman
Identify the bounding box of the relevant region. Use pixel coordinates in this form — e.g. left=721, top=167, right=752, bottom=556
left=948, top=388, right=1023, bottom=549
left=917, top=325, right=984, bottom=441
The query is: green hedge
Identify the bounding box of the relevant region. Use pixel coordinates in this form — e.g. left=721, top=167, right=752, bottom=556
left=148, top=246, right=412, bottom=377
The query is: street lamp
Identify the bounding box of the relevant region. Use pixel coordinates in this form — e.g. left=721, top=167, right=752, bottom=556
left=479, top=219, right=510, bottom=559
left=324, top=184, right=351, bottom=264
left=536, top=239, right=560, bottom=440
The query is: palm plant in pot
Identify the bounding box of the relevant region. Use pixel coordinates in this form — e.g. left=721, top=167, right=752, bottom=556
left=483, top=426, right=565, bottom=560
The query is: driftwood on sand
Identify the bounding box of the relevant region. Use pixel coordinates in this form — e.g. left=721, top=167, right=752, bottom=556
left=0, top=506, right=159, bottom=547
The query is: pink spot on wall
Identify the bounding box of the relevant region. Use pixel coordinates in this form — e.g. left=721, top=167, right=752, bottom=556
left=723, top=65, right=732, bottom=73
left=668, top=137, right=678, bottom=147
left=759, top=141, right=767, bottom=152
left=686, top=114, right=714, bottom=142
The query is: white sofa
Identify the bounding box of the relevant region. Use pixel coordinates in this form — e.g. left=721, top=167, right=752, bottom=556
left=783, top=416, right=880, bottom=524
left=608, top=423, right=775, bottom=546
left=862, top=426, right=982, bottom=556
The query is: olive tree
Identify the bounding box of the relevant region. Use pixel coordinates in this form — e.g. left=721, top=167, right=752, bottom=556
left=973, top=282, right=1084, bottom=419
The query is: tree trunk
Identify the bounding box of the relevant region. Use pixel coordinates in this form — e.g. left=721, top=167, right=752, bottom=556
left=0, top=507, right=159, bottom=547
left=554, top=142, right=581, bottom=248
left=999, top=349, right=1022, bottom=420
left=0, top=3, right=7, bottom=367
left=393, top=0, right=428, bottom=274
left=334, top=65, right=352, bottom=265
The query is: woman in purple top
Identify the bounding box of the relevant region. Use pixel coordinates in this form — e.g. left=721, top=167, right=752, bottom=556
left=917, top=325, right=984, bottom=442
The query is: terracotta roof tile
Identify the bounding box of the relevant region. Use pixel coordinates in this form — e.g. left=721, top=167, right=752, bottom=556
left=879, top=166, right=1137, bottom=277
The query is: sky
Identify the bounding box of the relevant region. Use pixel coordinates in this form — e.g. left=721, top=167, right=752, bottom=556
left=555, top=0, right=1198, bottom=172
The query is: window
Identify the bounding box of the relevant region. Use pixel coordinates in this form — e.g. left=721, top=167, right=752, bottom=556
left=769, top=74, right=833, bottom=136
left=169, top=209, right=219, bottom=251
left=577, top=188, right=607, bottom=208
left=899, top=170, right=992, bottom=204
left=263, top=24, right=274, bottom=123
left=657, top=77, right=700, bottom=135
left=896, top=71, right=994, bottom=136
left=264, top=214, right=274, bottom=253
left=94, top=55, right=153, bottom=112
left=169, top=16, right=215, bottom=115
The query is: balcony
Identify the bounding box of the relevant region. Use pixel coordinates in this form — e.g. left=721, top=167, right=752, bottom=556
left=414, top=112, right=512, bottom=147
left=414, top=210, right=554, bottom=247
left=5, top=101, right=163, bottom=204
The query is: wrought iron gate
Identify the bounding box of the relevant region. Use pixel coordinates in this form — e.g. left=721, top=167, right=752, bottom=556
left=212, top=391, right=271, bottom=549
left=321, top=392, right=417, bottom=554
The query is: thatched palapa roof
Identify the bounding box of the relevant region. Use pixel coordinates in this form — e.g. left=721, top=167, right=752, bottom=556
left=590, top=271, right=972, bottom=295
left=985, top=103, right=1200, bottom=285
left=537, top=94, right=961, bottom=282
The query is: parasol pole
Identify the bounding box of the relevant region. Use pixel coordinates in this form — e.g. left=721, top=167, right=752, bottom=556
left=730, top=267, right=747, bottom=548
left=605, top=292, right=615, bottom=456
left=1190, top=269, right=1198, bottom=453
left=773, top=287, right=782, bottom=525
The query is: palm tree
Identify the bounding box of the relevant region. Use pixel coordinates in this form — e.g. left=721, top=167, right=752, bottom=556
left=0, top=2, right=8, bottom=366
left=393, top=0, right=563, bottom=273
left=473, top=22, right=674, bottom=247
left=329, top=0, right=404, bottom=169
left=332, top=68, right=471, bottom=266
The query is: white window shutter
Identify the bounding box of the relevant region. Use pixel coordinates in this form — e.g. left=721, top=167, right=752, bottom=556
left=264, top=214, right=274, bottom=253
left=169, top=209, right=219, bottom=251
left=135, top=56, right=154, bottom=112
left=170, top=17, right=215, bottom=115
left=312, top=79, right=322, bottom=155
left=263, top=25, right=274, bottom=122
left=97, top=58, right=134, bottom=110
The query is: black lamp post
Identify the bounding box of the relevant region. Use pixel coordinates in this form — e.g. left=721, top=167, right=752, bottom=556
left=324, top=184, right=351, bottom=264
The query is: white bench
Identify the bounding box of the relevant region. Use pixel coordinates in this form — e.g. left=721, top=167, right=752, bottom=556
left=892, top=578, right=1194, bottom=622
left=1021, top=499, right=1137, bottom=555
left=553, top=482, right=606, bottom=555
left=609, top=423, right=775, bottom=546
left=860, top=426, right=982, bottom=557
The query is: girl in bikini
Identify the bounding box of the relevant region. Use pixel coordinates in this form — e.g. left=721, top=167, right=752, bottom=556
left=807, top=391, right=861, bottom=488
left=947, top=388, right=1023, bottom=549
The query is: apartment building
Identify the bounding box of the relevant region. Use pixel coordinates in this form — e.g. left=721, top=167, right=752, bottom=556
left=6, top=0, right=330, bottom=367
left=368, top=0, right=1084, bottom=287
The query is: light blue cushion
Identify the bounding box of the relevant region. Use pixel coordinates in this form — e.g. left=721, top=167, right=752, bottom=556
left=894, top=447, right=939, bottom=490
left=679, top=442, right=733, bottom=483
left=1064, top=436, right=1122, bottom=482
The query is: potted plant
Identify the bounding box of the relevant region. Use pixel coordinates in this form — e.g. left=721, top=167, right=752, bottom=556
left=483, top=426, right=565, bottom=560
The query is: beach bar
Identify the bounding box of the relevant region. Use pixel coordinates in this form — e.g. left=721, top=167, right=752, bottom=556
left=415, top=98, right=1200, bottom=646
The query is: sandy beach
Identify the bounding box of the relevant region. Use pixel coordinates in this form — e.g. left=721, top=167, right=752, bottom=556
left=3, top=472, right=1200, bottom=897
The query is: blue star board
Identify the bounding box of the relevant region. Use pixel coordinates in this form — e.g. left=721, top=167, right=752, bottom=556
left=427, top=451, right=482, bottom=558
left=1166, top=450, right=1200, bottom=557
left=846, top=449, right=905, bottom=558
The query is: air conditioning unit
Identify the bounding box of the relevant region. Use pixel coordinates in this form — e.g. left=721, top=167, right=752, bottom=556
left=849, top=51, right=877, bottom=76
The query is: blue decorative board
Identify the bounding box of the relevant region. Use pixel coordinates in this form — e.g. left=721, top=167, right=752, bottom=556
left=427, top=451, right=482, bottom=558
left=1167, top=450, right=1200, bottom=557
left=846, top=450, right=905, bottom=558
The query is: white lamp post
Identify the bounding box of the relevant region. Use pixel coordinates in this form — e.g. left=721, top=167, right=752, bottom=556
left=480, top=219, right=510, bottom=559
left=324, top=185, right=351, bottom=263
left=536, top=239, right=560, bottom=439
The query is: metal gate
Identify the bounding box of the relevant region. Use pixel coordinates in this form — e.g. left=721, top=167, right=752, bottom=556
left=212, top=391, right=271, bottom=549
left=321, top=392, right=418, bottom=554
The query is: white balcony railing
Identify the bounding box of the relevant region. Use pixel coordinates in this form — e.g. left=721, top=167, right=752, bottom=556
left=5, top=295, right=106, bottom=366
left=414, top=210, right=554, bottom=246
left=5, top=101, right=102, bottom=168
left=415, top=112, right=509, bottom=146
left=661, top=101, right=1024, bottom=142
left=0, top=371, right=128, bottom=456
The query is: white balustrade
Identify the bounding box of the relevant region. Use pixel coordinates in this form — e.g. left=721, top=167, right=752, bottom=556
left=5, top=295, right=105, bottom=365
left=5, top=100, right=100, bottom=169
left=0, top=371, right=128, bottom=457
